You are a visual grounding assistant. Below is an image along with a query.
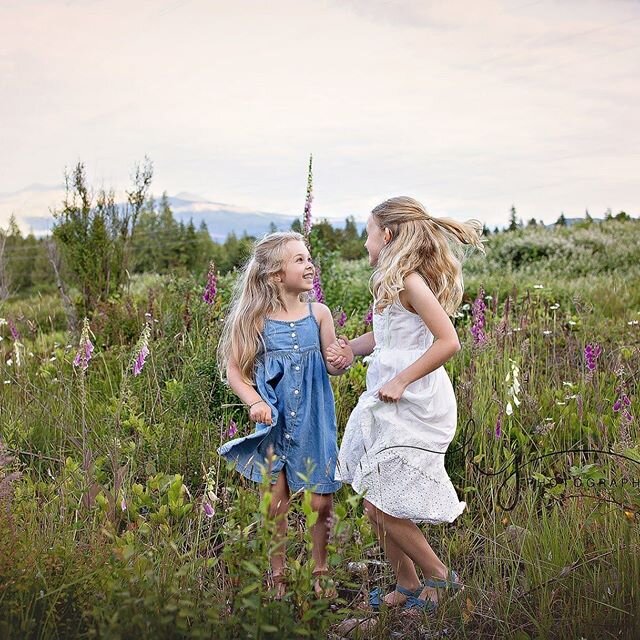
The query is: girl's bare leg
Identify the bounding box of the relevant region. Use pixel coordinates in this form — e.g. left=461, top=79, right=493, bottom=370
left=266, top=470, right=291, bottom=597
left=310, top=492, right=335, bottom=595
left=364, top=500, right=451, bottom=603
left=378, top=534, right=422, bottom=605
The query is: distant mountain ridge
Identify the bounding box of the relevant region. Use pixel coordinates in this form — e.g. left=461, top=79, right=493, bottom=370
left=0, top=185, right=360, bottom=240
left=167, top=193, right=299, bottom=240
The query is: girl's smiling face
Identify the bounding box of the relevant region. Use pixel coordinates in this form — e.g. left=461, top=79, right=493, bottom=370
left=364, top=214, right=391, bottom=266
left=277, top=240, right=315, bottom=293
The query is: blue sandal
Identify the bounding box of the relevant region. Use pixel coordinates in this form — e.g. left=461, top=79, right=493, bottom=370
left=403, top=593, right=438, bottom=613
left=424, top=569, right=464, bottom=594
left=403, top=570, right=462, bottom=613
left=369, top=584, right=423, bottom=611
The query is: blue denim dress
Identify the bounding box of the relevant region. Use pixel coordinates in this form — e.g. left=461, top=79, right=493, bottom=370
left=218, top=303, right=341, bottom=494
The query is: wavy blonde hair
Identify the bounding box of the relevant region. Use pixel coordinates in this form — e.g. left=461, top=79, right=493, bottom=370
left=218, top=231, right=308, bottom=384
left=370, top=196, right=484, bottom=315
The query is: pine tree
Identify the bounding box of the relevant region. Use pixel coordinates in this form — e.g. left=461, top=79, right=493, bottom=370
left=508, top=206, right=520, bottom=232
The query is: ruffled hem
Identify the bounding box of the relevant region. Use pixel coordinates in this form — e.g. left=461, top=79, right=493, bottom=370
left=345, top=453, right=466, bottom=524
left=336, top=394, right=464, bottom=524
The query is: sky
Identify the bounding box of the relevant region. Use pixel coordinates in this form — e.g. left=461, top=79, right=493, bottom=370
left=1, top=0, right=639, bottom=230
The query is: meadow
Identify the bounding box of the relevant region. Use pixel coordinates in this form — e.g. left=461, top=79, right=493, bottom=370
left=1, top=218, right=639, bottom=639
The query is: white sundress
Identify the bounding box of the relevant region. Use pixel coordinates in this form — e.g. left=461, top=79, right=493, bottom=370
left=336, top=300, right=466, bottom=524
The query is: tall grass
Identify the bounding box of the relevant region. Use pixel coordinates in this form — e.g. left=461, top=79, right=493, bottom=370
left=1, top=220, right=639, bottom=638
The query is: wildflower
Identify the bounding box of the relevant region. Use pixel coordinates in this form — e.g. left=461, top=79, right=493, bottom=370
left=131, top=323, right=151, bottom=376
left=203, top=501, right=215, bottom=518
left=120, top=495, right=127, bottom=511
left=470, top=288, right=487, bottom=347
left=202, top=261, right=218, bottom=305
left=226, top=419, right=238, bottom=439
left=73, top=318, right=94, bottom=371
left=364, top=306, right=374, bottom=326
left=495, top=413, right=502, bottom=438
left=542, top=330, right=552, bottom=336
left=549, top=303, right=560, bottom=311
left=7, top=319, right=20, bottom=341
left=311, top=267, right=325, bottom=304
left=505, top=359, right=521, bottom=416
left=628, top=320, right=639, bottom=326
left=303, top=154, right=313, bottom=237
left=336, top=310, right=347, bottom=327
left=584, top=343, right=602, bottom=378
left=613, top=387, right=633, bottom=425
left=533, top=284, right=544, bottom=289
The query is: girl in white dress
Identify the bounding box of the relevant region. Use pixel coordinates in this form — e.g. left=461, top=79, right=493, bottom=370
left=327, top=196, right=483, bottom=611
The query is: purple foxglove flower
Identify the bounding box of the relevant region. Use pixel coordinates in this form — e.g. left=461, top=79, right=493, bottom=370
left=495, top=413, right=502, bottom=438
left=311, top=269, right=325, bottom=304
left=227, top=419, right=238, bottom=438
left=132, top=344, right=149, bottom=376
left=584, top=343, right=602, bottom=373
left=202, top=261, right=218, bottom=305
left=203, top=501, right=215, bottom=518
left=131, top=322, right=151, bottom=376
left=471, top=289, right=487, bottom=347
left=364, top=306, right=373, bottom=326
left=337, top=310, right=347, bottom=327
left=73, top=318, right=94, bottom=371
left=8, top=319, right=20, bottom=341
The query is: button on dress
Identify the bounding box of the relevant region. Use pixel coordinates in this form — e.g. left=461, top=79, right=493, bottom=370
left=218, top=304, right=341, bottom=494
left=336, top=301, right=465, bottom=523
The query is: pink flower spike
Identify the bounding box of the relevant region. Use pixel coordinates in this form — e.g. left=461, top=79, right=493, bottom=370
left=121, top=496, right=127, bottom=511
left=227, top=419, right=238, bottom=438
left=203, top=501, right=215, bottom=518
left=132, top=344, right=149, bottom=376
left=202, top=261, right=218, bottom=305
left=73, top=318, right=94, bottom=371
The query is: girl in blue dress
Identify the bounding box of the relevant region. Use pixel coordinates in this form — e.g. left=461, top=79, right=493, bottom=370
left=217, top=231, right=353, bottom=597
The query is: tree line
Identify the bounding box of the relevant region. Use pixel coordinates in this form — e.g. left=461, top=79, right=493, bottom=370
left=0, top=161, right=367, bottom=311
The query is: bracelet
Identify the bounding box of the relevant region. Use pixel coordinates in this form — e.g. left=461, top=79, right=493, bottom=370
left=248, top=399, right=264, bottom=408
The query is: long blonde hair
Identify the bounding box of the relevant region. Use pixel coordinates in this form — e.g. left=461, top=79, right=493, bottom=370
left=370, top=196, right=484, bottom=315
left=218, top=231, right=308, bottom=385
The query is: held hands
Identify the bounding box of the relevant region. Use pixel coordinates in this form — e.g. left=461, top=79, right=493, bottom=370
left=249, top=400, right=272, bottom=425
left=377, top=377, right=408, bottom=403
left=326, top=335, right=354, bottom=370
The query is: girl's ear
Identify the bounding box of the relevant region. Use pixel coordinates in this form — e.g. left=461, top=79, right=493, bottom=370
left=383, top=227, right=393, bottom=244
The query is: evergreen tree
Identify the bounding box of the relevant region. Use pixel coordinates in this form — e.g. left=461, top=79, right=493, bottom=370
left=508, top=206, right=520, bottom=231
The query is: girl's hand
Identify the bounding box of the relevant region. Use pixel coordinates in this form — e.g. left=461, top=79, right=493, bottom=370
left=377, top=377, right=408, bottom=403
left=326, top=335, right=354, bottom=369
left=249, top=400, right=272, bottom=425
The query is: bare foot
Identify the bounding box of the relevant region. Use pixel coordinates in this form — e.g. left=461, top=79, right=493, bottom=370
left=270, top=572, right=287, bottom=600
left=313, top=569, right=337, bottom=599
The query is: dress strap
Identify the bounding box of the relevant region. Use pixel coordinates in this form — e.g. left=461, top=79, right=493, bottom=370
left=308, top=301, right=313, bottom=315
